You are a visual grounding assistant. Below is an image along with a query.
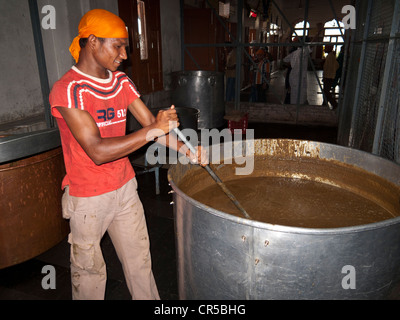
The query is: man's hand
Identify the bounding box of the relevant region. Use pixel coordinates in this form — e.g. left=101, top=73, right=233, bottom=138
left=185, top=145, right=209, bottom=167
left=154, top=105, right=180, bottom=135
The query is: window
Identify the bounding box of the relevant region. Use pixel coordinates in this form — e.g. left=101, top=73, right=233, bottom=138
left=137, top=0, right=148, bottom=60
left=269, top=23, right=279, bottom=36
left=292, top=21, right=310, bottom=40
left=323, top=19, right=344, bottom=56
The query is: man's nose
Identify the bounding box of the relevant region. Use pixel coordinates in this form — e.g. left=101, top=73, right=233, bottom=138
left=120, top=47, right=128, bottom=60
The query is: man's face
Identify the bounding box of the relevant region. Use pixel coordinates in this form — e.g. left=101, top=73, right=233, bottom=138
left=94, top=38, right=128, bottom=72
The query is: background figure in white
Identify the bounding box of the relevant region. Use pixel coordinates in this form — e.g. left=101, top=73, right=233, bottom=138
left=283, top=43, right=311, bottom=105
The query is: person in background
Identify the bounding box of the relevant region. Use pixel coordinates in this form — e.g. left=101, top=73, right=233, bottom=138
left=248, top=44, right=259, bottom=102
left=224, top=44, right=236, bottom=102
left=332, top=46, right=344, bottom=91
left=283, top=24, right=322, bottom=105
left=322, top=45, right=339, bottom=110
left=283, top=45, right=297, bottom=104
left=282, top=37, right=311, bottom=105
left=251, top=49, right=270, bottom=102
left=49, top=9, right=206, bottom=300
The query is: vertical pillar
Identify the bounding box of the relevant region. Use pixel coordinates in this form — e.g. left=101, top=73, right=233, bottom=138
left=372, top=0, right=400, bottom=156
left=349, top=0, right=373, bottom=147
left=28, top=0, right=53, bottom=128
left=234, top=0, right=243, bottom=110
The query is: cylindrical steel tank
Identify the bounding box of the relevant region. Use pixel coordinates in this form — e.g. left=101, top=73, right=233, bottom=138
left=171, top=71, right=225, bottom=129
left=151, top=106, right=200, bottom=131
left=168, top=139, right=400, bottom=299
left=0, top=147, right=69, bottom=269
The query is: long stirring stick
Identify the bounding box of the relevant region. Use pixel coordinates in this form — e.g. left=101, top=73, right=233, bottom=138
left=173, top=128, right=252, bottom=219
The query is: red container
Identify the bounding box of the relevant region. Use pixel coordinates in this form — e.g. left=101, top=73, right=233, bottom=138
left=228, top=113, right=248, bottom=134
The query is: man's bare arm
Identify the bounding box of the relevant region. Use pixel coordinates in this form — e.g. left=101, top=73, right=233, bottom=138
left=56, top=100, right=178, bottom=165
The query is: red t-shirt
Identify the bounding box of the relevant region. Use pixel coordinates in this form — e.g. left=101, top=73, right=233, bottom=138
left=50, top=66, right=139, bottom=197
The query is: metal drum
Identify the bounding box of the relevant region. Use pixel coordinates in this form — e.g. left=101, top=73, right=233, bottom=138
left=151, top=106, right=199, bottom=131
left=0, top=146, right=69, bottom=269
left=171, top=71, right=225, bottom=129
left=168, top=139, right=400, bottom=299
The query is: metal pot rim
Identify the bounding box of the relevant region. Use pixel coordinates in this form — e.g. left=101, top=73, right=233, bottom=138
left=151, top=106, right=200, bottom=115
left=168, top=179, right=400, bottom=235
left=168, top=138, right=400, bottom=235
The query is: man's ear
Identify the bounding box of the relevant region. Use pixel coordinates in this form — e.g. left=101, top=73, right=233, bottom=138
left=87, top=34, right=98, bottom=50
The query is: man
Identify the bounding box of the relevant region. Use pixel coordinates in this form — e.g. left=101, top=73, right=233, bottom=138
left=332, top=46, right=344, bottom=90
left=283, top=24, right=322, bottom=105
left=251, top=49, right=270, bottom=102
left=322, top=45, right=339, bottom=109
left=283, top=37, right=311, bottom=105
left=49, top=9, right=205, bottom=300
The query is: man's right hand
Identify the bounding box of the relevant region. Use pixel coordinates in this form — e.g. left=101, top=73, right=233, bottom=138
left=154, top=105, right=180, bottom=135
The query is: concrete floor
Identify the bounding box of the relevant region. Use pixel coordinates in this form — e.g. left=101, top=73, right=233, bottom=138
left=0, top=122, right=338, bottom=300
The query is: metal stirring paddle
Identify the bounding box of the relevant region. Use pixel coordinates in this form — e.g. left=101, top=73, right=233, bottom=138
left=173, top=128, right=252, bottom=220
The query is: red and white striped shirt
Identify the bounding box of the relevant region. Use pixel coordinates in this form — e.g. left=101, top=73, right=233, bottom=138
left=50, top=66, right=140, bottom=197
left=254, top=59, right=271, bottom=85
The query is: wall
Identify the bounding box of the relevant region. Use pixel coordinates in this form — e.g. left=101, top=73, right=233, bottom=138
left=39, top=0, right=119, bottom=88
left=160, top=0, right=181, bottom=90
left=0, top=1, right=43, bottom=124
left=0, top=0, right=181, bottom=128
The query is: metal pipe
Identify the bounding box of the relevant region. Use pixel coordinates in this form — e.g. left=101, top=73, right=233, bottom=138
left=184, top=47, right=202, bottom=70
left=180, top=0, right=185, bottom=70
left=372, top=0, right=400, bottom=155
left=338, top=0, right=359, bottom=145
left=338, top=30, right=350, bottom=111
left=349, top=0, right=373, bottom=148
left=234, top=0, right=243, bottom=110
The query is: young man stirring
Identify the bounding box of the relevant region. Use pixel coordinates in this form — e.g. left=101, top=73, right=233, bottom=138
left=49, top=9, right=205, bottom=300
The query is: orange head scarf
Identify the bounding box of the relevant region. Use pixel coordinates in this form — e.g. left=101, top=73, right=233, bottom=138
left=256, top=49, right=265, bottom=56
left=69, top=9, right=129, bottom=63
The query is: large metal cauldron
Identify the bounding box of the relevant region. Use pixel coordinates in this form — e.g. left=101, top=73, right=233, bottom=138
left=171, top=71, right=225, bottom=129
left=168, top=139, right=400, bottom=299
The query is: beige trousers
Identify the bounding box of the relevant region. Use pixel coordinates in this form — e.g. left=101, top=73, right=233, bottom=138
left=62, top=178, right=160, bottom=300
